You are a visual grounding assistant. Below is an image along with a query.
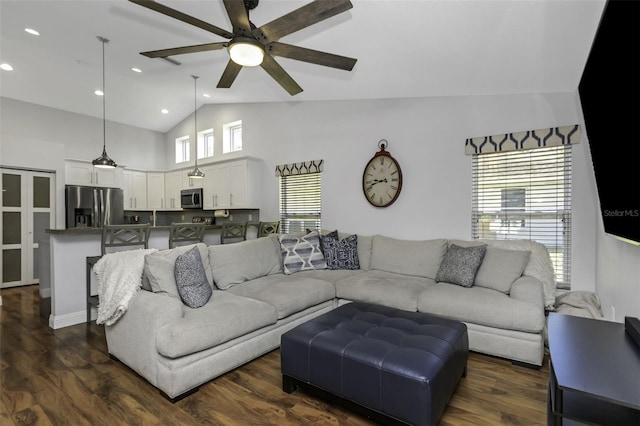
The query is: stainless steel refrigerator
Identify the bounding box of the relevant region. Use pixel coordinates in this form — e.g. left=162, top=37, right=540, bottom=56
left=65, top=185, right=124, bottom=228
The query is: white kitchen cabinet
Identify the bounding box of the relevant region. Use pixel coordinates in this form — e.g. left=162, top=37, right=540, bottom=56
left=146, top=172, right=165, bottom=210
left=164, top=171, right=183, bottom=210
left=182, top=170, right=204, bottom=189
left=202, top=159, right=260, bottom=210
left=123, top=170, right=148, bottom=209
left=65, top=160, right=121, bottom=187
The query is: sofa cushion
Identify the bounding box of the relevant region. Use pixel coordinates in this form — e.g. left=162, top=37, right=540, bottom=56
left=417, top=283, right=545, bottom=333
left=345, top=233, right=373, bottom=270
left=225, top=274, right=335, bottom=319
left=156, top=291, right=278, bottom=359
left=435, top=244, right=487, bottom=287
left=335, top=270, right=435, bottom=311
left=144, top=255, right=180, bottom=298
left=208, top=235, right=282, bottom=290
left=280, top=233, right=327, bottom=274
left=174, top=246, right=212, bottom=308
left=142, top=243, right=212, bottom=292
left=294, top=269, right=365, bottom=284
left=474, top=247, right=531, bottom=293
left=370, top=236, right=447, bottom=279
left=321, top=233, right=360, bottom=270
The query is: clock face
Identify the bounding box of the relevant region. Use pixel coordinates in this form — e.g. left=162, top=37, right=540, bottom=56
left=362, top=153, right=402, bottom=207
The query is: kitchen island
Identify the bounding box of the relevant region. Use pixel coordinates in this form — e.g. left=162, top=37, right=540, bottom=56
left=43, top=224, right=258, bottom=329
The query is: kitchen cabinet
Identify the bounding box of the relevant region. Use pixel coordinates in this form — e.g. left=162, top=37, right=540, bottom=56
left=182, top=170, right=203, bottom=189
left=122, top=170, right=148, bottom=209
left=202, top=159, right=260, bottom=210
left=147, top=172, right=165, bottom=210
left=164, top=171, right=183, bottom=210
left=65, top=160, right=121, bottom=187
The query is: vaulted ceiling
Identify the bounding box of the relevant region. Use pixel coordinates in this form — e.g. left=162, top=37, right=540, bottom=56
left=0, top=0, right=606, bottom=133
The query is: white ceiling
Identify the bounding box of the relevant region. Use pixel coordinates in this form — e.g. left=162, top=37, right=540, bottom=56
left=0, top=0, right=606, bottom=133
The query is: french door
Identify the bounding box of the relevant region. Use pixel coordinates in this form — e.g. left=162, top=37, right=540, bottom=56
left=1, top=168, right=56, bottom=288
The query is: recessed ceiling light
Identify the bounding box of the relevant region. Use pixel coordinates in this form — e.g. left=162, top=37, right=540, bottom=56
left=131, top=67, right=142, bottom=73
left=94, top=90, right=104, bottom=96
left=161, top=109, right=169, bottom=114
left=25, top=28, right=40, bottom=36
left=0, top=63, right=14, bottom=71
left=203, top=93, right=211, bottom=98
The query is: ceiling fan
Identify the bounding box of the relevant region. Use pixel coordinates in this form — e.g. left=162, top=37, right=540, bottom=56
left=129, top=0, right=357, bottom=95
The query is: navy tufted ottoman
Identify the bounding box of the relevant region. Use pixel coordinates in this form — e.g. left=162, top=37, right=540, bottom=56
left=280, top=302, right=468, bottom=425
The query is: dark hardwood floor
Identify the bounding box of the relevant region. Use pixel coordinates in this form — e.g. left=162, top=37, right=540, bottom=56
left=0, top=285, right=550, bottom=425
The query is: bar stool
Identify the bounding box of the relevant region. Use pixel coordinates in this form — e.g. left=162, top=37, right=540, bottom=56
left=86, top=223, right=151, bottom=323
left=257, top=221, right=280, bottom=237
left=220, top=222, right=248, bottom=244
left=169, top=222, right=206, bottom=248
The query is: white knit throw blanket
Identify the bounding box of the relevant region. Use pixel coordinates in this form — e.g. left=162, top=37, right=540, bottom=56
left=93, top=248, right=157, bottom=326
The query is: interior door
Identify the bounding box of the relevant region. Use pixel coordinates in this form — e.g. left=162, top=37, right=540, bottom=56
left=1, top=169, right=56, bottom=288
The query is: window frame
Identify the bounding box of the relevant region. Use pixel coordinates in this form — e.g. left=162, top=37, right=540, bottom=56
left=223, top=120, right=242, bottom=153
left=279, top=172, right=322, bottom=234
left=471, top=145, right=572, bottom=289
left=197, top=128, right=214, bottom=159
left=175, top=135, right=190, bottom=164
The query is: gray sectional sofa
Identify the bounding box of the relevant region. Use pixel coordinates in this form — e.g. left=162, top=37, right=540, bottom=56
left=104, top=231, right=555, bottom=401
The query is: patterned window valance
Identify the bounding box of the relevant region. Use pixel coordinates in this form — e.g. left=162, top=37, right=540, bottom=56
left=275, top=159, right=324, bottom=177
left=465, top=124, right=580, bottom=155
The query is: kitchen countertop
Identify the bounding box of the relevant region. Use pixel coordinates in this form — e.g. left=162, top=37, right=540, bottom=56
left=46, top=223, right=259, bottom=235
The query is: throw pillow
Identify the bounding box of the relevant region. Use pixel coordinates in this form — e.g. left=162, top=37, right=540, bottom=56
left=279, top=233, right=327, bottom=274
left=474, top=246, right=531, bottom=293
left=435, top=244, right=487, bottom=287
left=321, top=233, right=360, bottom=270
left=174, top=246, right=212, bottom=308
left=144, top=255, right=181, bottom=298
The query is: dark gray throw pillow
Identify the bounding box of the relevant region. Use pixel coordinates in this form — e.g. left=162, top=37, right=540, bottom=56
left=435, top=243, right=487, bottom=287
left=174, top=246, right=212, bottom=308
left=321, top=233, right=359, bottom=270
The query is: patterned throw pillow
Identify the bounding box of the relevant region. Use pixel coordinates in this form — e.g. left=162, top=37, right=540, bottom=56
left=174, top=246, right=212, bottom=308
left=279, top=233, right=328, bottom=274
left=321, top=233, right=360, bottom=270
left=435, top=244, right=487, bottom=287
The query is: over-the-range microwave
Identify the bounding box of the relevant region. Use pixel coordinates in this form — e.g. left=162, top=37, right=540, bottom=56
left=180, top=188, right=203, bottom=209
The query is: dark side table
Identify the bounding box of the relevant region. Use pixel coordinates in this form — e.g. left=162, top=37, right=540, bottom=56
left=547, top=313, right=640, bottom=425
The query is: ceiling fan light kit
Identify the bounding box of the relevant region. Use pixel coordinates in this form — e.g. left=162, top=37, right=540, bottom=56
left=92, top=36, right=117, bottom=169
left=228, top=37, right=264, bottom=67
left=129, top=0, right=357, bottom=95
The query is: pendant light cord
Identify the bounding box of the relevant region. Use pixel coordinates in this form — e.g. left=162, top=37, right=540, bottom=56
left=193, top=75, right=199, bottom=168
left=99, top=36, right=109, bottom=152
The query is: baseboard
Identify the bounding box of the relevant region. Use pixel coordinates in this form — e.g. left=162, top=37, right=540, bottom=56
left=49, top=310, right=91, bottom=329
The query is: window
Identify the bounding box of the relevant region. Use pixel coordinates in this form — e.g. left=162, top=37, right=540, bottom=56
left=175, top=136, right=190, bottom=164
left=277, top=160, right=324, bottom=234
left=472, top=146, right=572, bottom=288
left=198, top=129, right=214, bottom=159
left=223, top=120, right=242, bottom=153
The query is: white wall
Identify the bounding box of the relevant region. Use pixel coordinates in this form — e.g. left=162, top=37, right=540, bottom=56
left=1, top=97, right=165, bottom=171
left=166, top=92, right=599, bottom=293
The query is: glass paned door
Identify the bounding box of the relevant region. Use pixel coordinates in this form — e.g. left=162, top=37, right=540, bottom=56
left=1, top=169, right=55, bottom=288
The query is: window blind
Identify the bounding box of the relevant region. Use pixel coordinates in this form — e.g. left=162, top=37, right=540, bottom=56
left=279, top=173, right=322, bottom=234
left=472, top=146, right=572, bottom=288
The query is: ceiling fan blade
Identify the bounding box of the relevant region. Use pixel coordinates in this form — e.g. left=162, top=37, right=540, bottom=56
left=217, top=60, right=243, bottom=88
left=129, top=0, right=234, bottom=39
left=141, top=42, right=227, bottom=58
left=223, top=0, right=251, bottom=35
left=267, top=42, right=356, bottom=71
left=253, top=0, right=353, bottom=42
left=260, top=55, right=303, bottom=96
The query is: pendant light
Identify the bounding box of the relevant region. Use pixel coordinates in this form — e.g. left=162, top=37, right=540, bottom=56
left=92, top=36, right=117, bottom=169
left=187, top=75, right=205, bottom=179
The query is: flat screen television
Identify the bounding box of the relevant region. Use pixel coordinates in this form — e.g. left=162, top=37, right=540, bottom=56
left=578, top=0, right=640, bottom=245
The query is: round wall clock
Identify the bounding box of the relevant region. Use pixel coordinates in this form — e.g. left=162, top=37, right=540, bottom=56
left=362, top=139, right=403, bottom=207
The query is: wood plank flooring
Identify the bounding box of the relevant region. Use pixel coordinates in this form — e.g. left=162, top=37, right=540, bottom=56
left=0, top=285, right=550, bottom=425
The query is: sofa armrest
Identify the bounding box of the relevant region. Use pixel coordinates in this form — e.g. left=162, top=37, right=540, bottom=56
left=510, top=276, right=545, bottom=307
left=104, top=290, right=183, bottom=385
